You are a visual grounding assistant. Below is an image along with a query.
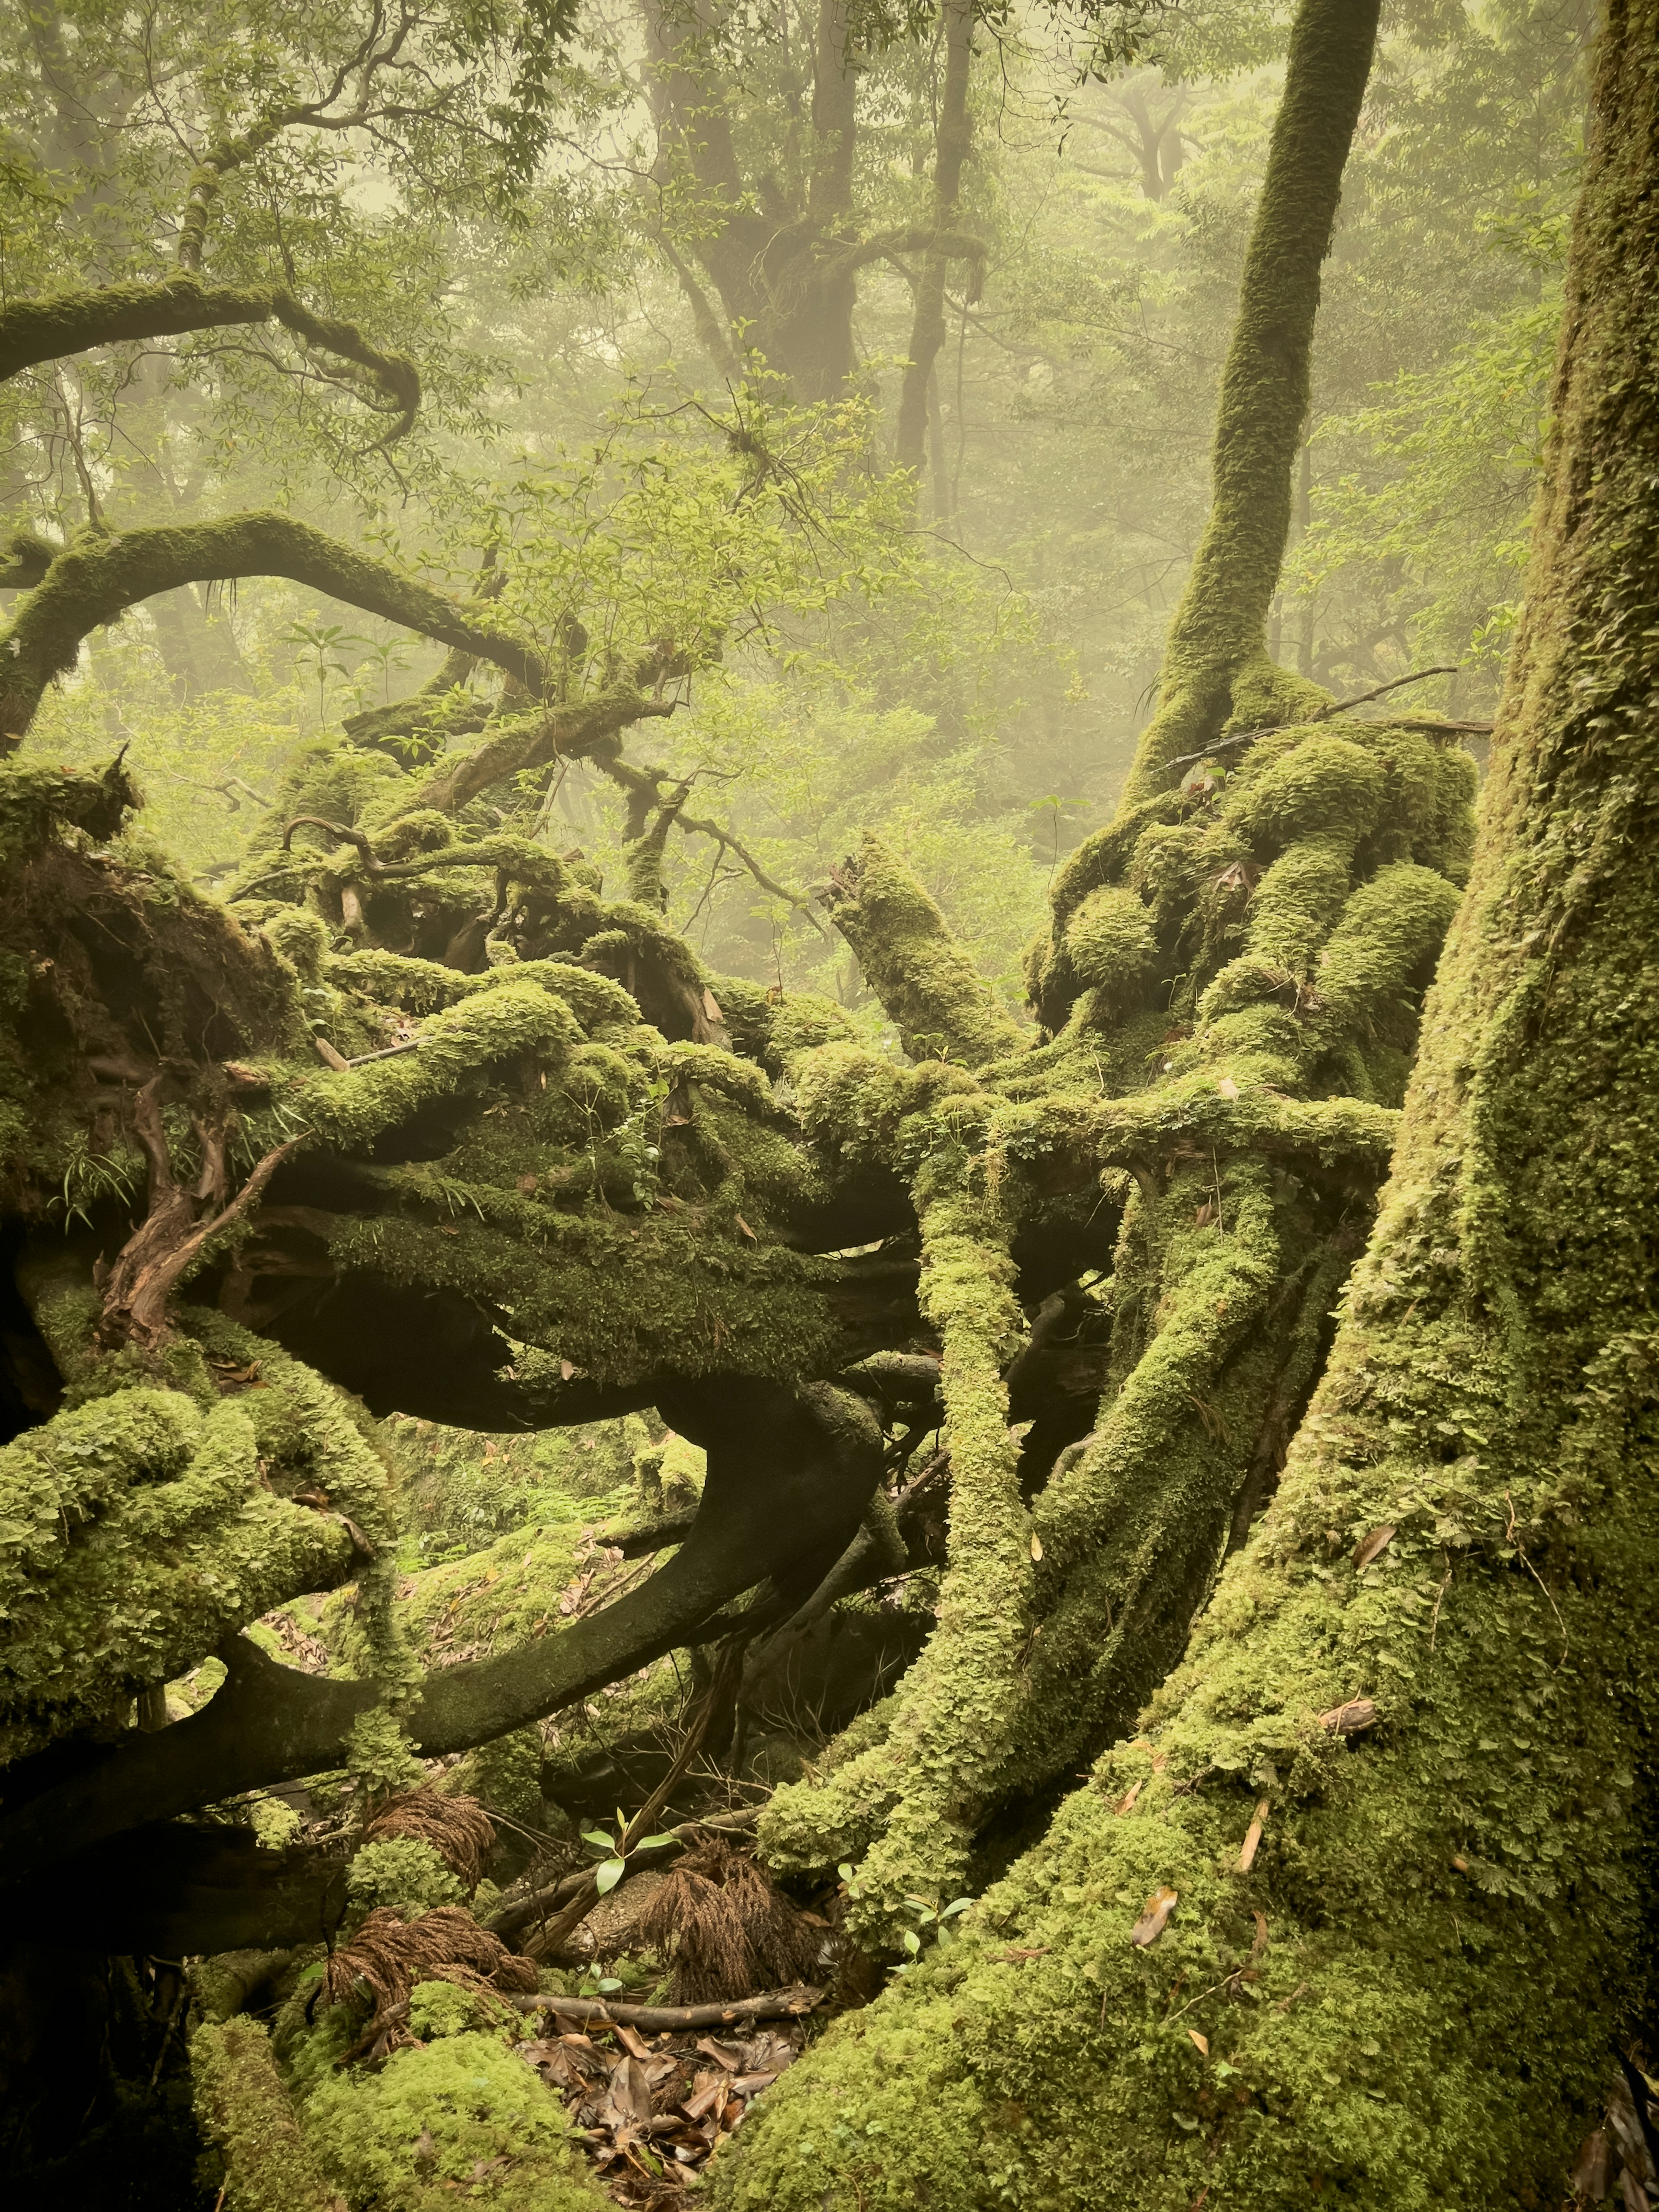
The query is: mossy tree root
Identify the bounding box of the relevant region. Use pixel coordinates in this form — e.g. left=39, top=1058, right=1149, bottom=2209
left=192, top=2015, right=342, bottom=2212
left=821, top=832, right=1026, bottom=1068
left=761, top=1172, right=1033, bottom=1932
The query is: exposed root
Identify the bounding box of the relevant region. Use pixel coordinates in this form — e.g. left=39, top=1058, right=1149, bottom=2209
left=639, top=1837, right=822, bottom=2004
left=362, top=1787, right=496, bottom=1889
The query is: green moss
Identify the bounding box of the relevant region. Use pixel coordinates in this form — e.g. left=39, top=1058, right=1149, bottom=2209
left=192, top=2017, right=339, bottom=2212
left=300, top=2032, right=603, bottom=2211
left=1062, top=886, right=1163, bottom=1008
left=407, top=1975, right=519, bottom=2041
left=346, top=1837, right=466, bottom=1920
left=763, top=1171, right=1031, bottom=1930
left=294, top=984, right=582, bottom=1152
left=1223, top=731, right=1386, bottom=849
left=823, top=833, right=1026, bottom=1068
left=1309, top=862, right=1462, bottom=1044
left=0, top=1379, right=355, bottom=1760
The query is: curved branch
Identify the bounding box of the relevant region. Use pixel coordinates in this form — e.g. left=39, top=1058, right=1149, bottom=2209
left=0, top=1382, right=883, bottom=1893
left=0, top=513, right=545, bottom=741
left=0, top=275, right=420, bottom=441
left=396, top=690, right=677, bottom=817
left=827, top=225, right=988, bottom=286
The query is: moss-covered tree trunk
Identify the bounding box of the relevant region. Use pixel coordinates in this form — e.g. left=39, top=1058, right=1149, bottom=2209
left=717, top=3, right=1659, bottom=2202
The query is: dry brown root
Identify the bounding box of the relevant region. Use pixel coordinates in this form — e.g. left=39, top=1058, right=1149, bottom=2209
left=324, top=1903, right=537, bottom=2056
left=361, top=1788, right=496, bottom=1890
left=639, top=1837, right=823, bottom=2003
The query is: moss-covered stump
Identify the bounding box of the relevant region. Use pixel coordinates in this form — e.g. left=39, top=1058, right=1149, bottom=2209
left=715, top=0, right=1659, bottom=2196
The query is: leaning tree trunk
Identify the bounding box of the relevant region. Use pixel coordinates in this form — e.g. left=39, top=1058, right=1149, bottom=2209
left=716, top=3, right=1659, bottom=2204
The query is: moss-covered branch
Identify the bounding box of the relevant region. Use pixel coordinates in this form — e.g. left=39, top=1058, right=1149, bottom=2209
left=821, top=832, right=1026, bottom=1067
left=0, top=513, right=546, bottom=741
left=394, top=690, right=677, bottom=817
left=0, top=1380, right=880, bottom=1893
left=0, top=274, right=420, bottom=441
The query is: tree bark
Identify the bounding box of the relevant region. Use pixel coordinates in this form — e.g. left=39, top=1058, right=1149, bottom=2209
left=717, top=3, right=1659, bottom=2202
left=1116, top=0, right=1379, bottom=804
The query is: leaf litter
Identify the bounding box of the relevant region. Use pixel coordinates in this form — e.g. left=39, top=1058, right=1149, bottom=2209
left=515, top=2017, right=807, bottom=2207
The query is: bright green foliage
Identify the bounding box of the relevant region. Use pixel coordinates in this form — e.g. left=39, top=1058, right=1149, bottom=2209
left=301, top=2033, right=603, bottom=2211
left=344, top=1837, right=466, bottom=1921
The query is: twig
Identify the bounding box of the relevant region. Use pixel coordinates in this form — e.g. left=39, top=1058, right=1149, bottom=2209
left=1311, top=665, right=1461, bottom=719
left=523, top=1663, right=739, bottom=1959
left=487, top=1809, right=759, bottom=1941
left=1504, top=1491, right=1568, bottom=1668
left=343, top=1039, right=421, bottom=1067
left=511, top=1983, right=824, bottom=2031
left=1428, top=1561, right=1452, bottom=1651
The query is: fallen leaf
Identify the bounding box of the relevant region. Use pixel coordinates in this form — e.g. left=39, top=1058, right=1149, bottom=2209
left=1216, top=1076, right=1240, bottom=1101
left=1319, top=1697, right=1377, bottom=1736
left=994, top=1945, right=1049, bottom=1964
left=1131, top=1887, right=1179, bottom=1947
left=517, top=1173, right=539, bottom=1193
left=1113, top=1779, right=1144, bottom=1817
left=615, top=2024, right=653, bottom=2062
left=735, top=1214, right=756, bottom=1240
left=560, top=1357, right=575, bottom=1380
left=1353, top=1524, right=1396, bottom=1570
left=1030, top=1531, right=1043, bottom=1561
left=1236, top=1798, right=1271, bottom=1875
left=1188, top=2031, right=1210, bottom=2058
left=1451, top=1854, right=1469, bottom=1874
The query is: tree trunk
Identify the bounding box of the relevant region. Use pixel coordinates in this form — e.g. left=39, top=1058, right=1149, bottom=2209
left=716, top=3, right=1659, bottom=2203
left=1116, top=0, right=1379, bottom=805
left=895, top=0, right=973, bottom=477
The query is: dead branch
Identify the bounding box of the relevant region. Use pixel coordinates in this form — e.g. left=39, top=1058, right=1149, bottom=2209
left=512, top=1983, right=825, bottom=2031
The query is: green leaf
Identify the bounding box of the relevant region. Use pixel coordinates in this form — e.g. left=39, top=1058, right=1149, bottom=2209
left=900, top=1929, right=922, bottom=1955
left=636, top=1833, right=677, bottom=1850
left=940, top=1898, right=973, bottom=1918
left=581, top=1828, right=615, bottom=1851
left=594, top=1856, right=627, bottom=1894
